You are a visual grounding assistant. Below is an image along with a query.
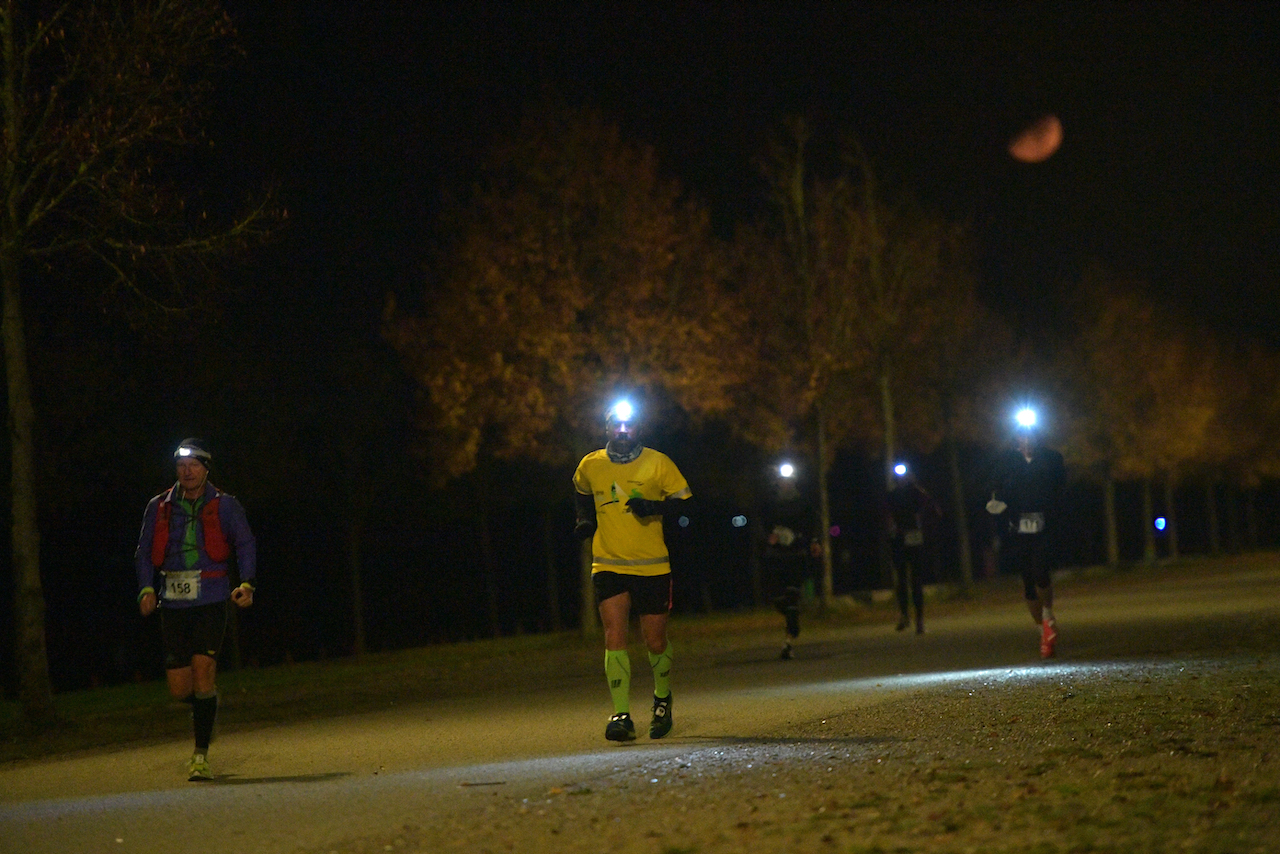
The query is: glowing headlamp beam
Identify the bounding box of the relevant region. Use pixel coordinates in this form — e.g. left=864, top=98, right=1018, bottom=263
left=1015, top=407, right=1038, bottom=430
left=609, top=400, right=634, bottom=423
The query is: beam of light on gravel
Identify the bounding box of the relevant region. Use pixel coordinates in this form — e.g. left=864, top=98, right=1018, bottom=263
left=765, top=659, right=1177, bottom=698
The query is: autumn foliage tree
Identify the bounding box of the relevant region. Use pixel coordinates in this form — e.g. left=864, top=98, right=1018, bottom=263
left=384, top=103, right=749, bottom=633
left=2, top=1, right=274, bottom=722
left=1059, top=266, right=1225, bottom=564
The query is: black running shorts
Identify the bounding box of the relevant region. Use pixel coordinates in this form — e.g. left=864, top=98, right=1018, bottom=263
left=160, top=601, right=229, bottom=669
left=592, top=571, right=673, bottom=615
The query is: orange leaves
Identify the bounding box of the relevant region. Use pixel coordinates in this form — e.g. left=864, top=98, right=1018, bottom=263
left=1058, top=264, right=1266, bottom=484
left=385, top=104, right=748, bottom=479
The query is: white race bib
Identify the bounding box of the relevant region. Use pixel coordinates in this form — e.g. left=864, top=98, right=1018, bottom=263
left=164, top=570, right=201, bottom=601
left=1018, top=513, right=1045, bottom=534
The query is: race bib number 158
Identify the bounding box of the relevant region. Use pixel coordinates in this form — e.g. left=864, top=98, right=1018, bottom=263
left=164, top=570, right=200, bottom=601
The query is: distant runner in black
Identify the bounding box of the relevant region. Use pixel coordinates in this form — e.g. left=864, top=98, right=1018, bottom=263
left=885, top=462, right=942, bottom=635
left=762, top=462, right=821, bottom=660
left=986, top=408, right=1066, bottom=658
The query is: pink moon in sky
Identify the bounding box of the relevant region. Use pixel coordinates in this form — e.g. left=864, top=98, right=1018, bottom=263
left=1008, top=115, right=1063, bottom=163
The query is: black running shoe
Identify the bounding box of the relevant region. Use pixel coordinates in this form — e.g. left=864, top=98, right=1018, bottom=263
left=649, top=693, right=673, bottom=739
left=605, top=712, right=636, bottom=742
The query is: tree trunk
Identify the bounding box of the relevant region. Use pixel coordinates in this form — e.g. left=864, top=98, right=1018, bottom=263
left=1103, top=476, right=1119, bottom=567
left=1163, top=472, right=1180, bottom=561
left=478, top=505, right=501, bottom=637
left=878, top=371, right=897, bottom=491
left=749, top=503, right=764, bottom=608
left=1245, top=488, right=1259, bottom=549
left=543, top=508, right=562, bottom=632
left=945, top=434, right=973, bottom=593
left=2, top=249, right=56, bottom=723
left=1225, top=482, right=1241, bottom=553
left=468, top=472, right=502, bottom=637
left=1205, top=477, right=1221, bottom=556
left=1142, top=478, right=1157, bottom=564
left=347, top=502, right=368, bottom=656
left=815, top=402, right=834, bottom=606
left=876, top=369, right=896, bottom=590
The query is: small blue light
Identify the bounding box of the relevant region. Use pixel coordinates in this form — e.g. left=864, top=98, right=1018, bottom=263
left=893, top=463, right=907, bottom=477
left=1154, top=516, right=1166, bottom=531
left=678, top=516, right=690, bottom=528
left=731, top=515, right=747, bottom=528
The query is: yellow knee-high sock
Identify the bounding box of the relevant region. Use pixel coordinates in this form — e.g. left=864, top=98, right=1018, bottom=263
left=648, top=644, right=672, bottom=699
left=605, top=649, right=631, bottom=714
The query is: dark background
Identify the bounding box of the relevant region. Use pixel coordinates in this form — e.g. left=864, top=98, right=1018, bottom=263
left=5, top=1, right=1280, bottom=694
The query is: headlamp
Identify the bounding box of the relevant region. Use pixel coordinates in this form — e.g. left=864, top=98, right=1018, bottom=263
left=609, top=400, right=634, bottom=423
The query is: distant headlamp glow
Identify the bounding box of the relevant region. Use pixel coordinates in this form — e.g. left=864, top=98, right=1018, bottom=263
left=894, top=463, right=907, bottom=477
left=1015, top=407, right=1038, bottom=430
left=778, top=462, right=795, bottom=479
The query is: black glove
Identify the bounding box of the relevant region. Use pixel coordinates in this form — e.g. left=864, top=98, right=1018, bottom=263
left=626, top=497, right=663, bottom=517
left=574, top=519, right=597, bottom=541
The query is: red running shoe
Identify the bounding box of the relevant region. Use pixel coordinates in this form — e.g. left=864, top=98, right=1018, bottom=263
left=1040, top=619, right=1058, bottom=658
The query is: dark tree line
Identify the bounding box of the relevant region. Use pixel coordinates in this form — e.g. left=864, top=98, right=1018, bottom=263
left=6, top=6, right=1280, bottom=727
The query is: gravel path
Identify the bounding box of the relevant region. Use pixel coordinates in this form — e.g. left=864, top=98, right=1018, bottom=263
left=6, top=563, right=1279, bottom=854
left=301, top=654, right=1279, bottom=854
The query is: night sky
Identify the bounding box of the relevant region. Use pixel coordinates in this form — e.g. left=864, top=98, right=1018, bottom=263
left=224, top=0, right=1280, bottom=341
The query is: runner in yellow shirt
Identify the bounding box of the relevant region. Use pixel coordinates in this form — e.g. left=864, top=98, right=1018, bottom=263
left=573, top=400, right=693, bottom=741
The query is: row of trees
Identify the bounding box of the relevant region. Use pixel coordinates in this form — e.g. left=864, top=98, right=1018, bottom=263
left=385, top=102, right=1280, bottom=633
left=5, top=5, right=1277, bottom=725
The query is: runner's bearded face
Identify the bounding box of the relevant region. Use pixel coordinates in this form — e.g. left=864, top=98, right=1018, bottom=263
left=607, top=421, right=636, bottom=456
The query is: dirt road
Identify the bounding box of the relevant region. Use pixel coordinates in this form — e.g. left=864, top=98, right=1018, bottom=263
left=3, top=562, right=1278, bottom=853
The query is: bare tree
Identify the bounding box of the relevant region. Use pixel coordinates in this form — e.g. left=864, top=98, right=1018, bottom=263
left=2, top=1, right=275, bottom=723
left=751, top=121, right=989, bottom=599
left=751, top=118, right=875, bottom=605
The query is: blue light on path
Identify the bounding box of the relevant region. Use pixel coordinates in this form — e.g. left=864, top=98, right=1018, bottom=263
left=1154, top=517, right=1166, bottom=531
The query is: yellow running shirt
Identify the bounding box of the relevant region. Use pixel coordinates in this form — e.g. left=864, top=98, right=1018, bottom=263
left=572, top=447, right=692, bottom=576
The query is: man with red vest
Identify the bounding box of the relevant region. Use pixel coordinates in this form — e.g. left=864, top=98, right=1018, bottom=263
left=135, top=438, right=256, bottom=781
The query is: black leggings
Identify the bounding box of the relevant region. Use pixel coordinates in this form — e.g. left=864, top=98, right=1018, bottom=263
left=1005, top=533, right=1054, bottom=599
left=891, top=542, right=925, bottom=618
left=767, top=556, right=811, bottom=639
